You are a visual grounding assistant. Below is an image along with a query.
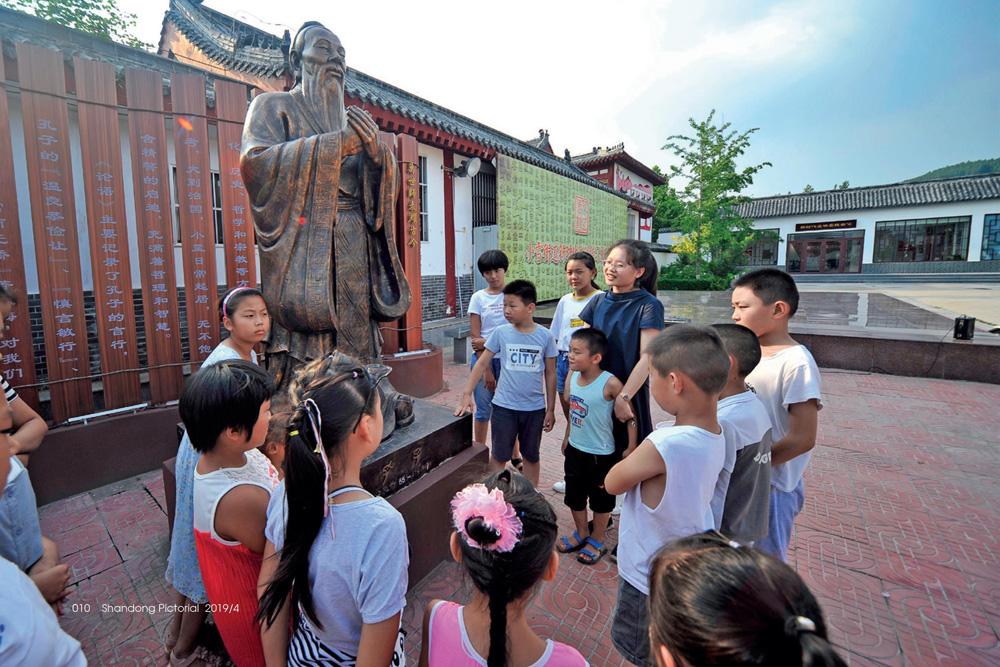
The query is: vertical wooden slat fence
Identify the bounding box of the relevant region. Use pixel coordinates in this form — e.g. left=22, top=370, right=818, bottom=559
left=74, top=57, right=142, bottom=408
left=0, top=53, right=39, bottom=408
left=16, top=43, right=94, bottom=421
left=171, top=74, right=219, bottom=366
left=125, top=68, right=185, bottom=404
left=215, top=81, right=256, bottom=289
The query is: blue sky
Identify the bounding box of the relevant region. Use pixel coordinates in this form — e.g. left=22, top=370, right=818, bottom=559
left=121, top=0, right=1000, bottom=197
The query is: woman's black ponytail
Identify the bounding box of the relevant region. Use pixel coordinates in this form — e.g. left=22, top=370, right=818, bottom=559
left=455, top=471, right=558, bottom=667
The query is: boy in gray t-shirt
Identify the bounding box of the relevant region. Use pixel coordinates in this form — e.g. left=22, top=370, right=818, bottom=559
left=456, top=280, right=557, bottom=487
left=711, top=324, right=773, bottom=544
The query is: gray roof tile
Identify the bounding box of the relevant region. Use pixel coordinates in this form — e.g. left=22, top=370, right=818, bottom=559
left=739, top=175, right=1000, bottom=219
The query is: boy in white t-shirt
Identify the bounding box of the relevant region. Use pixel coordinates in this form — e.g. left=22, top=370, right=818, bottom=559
left=709, top=323, right=773, bottom=544
left=731, top=268, right=822, bottom=562
left=604, top=325, right=729, bottom=666
left=467, top=250, right=509, bottom=448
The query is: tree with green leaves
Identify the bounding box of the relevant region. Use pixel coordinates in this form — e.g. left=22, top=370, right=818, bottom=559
left=650, top=165, right=684, bottom=243
left=660, top=110, right=771, bottom=288
left=802, top=184, right=815, bottom=192
left=1, top=0, right=150, bottom=49
left=834, top=180, right=850, bottom=190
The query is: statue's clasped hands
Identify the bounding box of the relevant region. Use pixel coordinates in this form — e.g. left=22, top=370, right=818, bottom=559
left=347, top=106, right=381, bottom=165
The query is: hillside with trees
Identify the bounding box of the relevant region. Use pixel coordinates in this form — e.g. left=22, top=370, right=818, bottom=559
left=907, top=158, right=1000, bottom=182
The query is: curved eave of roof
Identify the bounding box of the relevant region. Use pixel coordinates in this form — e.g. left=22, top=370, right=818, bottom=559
left=167, top=0, right=286, bottom=78
left=738, top=174, right=1000, bottom=219
left=572, top=150, right=666, bottom=186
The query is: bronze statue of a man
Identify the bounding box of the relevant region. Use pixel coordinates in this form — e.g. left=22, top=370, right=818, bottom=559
left=240, top=22, right=411, bottom=392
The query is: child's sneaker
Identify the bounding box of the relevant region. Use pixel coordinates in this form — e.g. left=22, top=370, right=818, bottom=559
left=552, top=480, right=566, bottom=493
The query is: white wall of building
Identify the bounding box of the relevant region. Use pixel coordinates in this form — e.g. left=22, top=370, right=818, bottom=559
left=451, top=151, right=474, bottom=280
left=418, top=144, right=445, bottom=275
left=751, top=199, right=998, bottom=266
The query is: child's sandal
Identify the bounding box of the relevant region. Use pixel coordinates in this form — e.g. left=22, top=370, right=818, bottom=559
left=557, top=530, right=587, bottom=553
left=577, top=537, right=608, bottom=565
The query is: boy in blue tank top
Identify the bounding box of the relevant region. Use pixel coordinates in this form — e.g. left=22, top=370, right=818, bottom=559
left=555, top=328, right=635, bottom=565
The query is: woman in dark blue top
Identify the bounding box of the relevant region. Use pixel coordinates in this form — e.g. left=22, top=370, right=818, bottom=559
left=580, top=240, right=664, bottom=453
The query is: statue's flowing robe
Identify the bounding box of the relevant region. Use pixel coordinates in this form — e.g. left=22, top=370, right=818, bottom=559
left=240, top=88, right=410, bottom=375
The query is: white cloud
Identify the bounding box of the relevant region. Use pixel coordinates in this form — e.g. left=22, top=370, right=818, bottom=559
left=122, top=0, right=853, bottom=169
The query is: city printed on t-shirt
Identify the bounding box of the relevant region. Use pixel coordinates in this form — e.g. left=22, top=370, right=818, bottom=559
left=505, top=344, right=544, bottom=373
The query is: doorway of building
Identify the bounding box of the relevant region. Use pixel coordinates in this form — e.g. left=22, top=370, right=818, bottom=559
left=786, top=231, right=864, bottom=273
left=471, top=162, right=498, bottom=292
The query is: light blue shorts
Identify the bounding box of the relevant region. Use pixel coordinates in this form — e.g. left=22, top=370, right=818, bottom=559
left=0, top=467, right=44, bottom=571
left=555, top=351, right=570, bottom=394
left=757, top=479, right=805, bottom=563
left=471, top=353, right=502, bottom=422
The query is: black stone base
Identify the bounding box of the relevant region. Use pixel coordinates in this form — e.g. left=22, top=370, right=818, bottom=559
left=362, top=399, right=472, bottom=497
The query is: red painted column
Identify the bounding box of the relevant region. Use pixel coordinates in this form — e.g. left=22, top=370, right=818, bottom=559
left=396, top=134, right=423, bottom=351
left=443, top=149, right=456, bottom=314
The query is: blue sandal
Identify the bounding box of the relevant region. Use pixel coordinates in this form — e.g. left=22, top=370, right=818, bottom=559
left=577, top=537, right=608, bottom=565
left=558, top=531, right=587, bottom=553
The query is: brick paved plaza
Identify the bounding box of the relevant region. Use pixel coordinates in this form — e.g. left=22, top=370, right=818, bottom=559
left=39, top=360, right=1000, bottom=665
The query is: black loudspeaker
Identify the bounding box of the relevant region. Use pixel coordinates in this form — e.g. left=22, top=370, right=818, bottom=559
left=954, top=315, right=975, bottom=340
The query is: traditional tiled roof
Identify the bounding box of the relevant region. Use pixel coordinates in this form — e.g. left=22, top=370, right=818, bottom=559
left=522, top=129, right=554, bottom=154
left=738, top=174, right=1000, bottom=219
left=163, top=0, right=288, bottom=78
left=571, top=143, right=667, bottom=185
left=162, top=0, right=625, bottom=198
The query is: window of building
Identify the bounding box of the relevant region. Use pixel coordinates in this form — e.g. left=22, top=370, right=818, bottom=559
left=418, top=156, right=428, bottom=242
left=982, top=214, right=1000, bottom=261
left=211, top=172, right=224, bottom=245
left=873, top=216, right=971, bottom=263
left=170, top=166, right=224, bottom=245
left=471, top=161, right=497, bottom=228
left=745, top=228, right=780, bottom=266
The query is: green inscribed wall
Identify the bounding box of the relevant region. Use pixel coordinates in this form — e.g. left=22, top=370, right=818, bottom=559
left=496, top=155, right=628, bottom=301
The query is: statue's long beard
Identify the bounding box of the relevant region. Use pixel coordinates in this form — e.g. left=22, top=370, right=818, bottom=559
left=302, top=66, right=347, bottom=133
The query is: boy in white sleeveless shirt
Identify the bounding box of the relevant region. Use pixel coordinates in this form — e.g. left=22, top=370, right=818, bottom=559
left=731, top=268, right=822, bottom=563
left=605, top=325, right=729, bottom=666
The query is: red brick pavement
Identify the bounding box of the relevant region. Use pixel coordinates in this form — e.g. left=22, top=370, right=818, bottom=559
left=39, top=361, right=1000, bottom=666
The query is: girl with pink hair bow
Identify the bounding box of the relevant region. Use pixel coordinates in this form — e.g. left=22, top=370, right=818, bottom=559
left=419, top=470, right=589, bottom=667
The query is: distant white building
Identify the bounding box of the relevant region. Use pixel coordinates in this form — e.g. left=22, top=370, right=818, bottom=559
left=738, top=175, right=1000, bottom=278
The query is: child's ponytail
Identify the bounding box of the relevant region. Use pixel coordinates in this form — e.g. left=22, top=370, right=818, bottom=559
left=648, top=532, right=848, bottom=667
left=452, top=471, right=558, bottom=667
left=256, top=355, right=378, bottom=631
left=795, top=622, right=848, bottom=667
left=257, top=423, right=326, bottom=628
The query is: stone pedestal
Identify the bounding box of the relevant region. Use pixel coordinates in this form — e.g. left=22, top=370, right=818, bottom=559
left=361, top=397, right=468, bottom=496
